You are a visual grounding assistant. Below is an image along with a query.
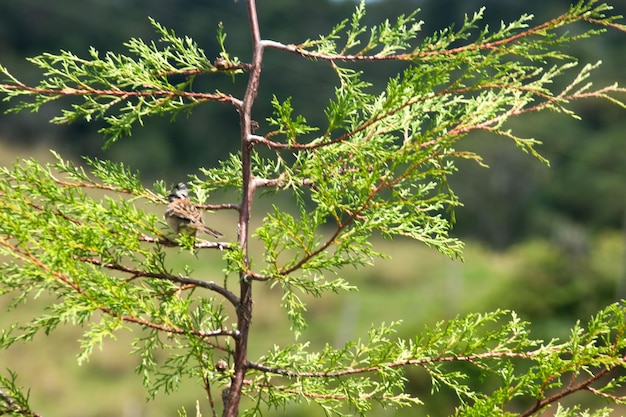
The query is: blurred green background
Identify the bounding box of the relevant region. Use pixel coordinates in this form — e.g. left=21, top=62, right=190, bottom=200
left=1, top=0, right=625, bottom=415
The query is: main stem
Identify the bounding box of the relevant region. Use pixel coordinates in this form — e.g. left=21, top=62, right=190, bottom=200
left=223, top=1, right=263, bottom=416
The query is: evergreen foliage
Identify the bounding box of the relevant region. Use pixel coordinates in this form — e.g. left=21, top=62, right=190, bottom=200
left=0, top=1, right=626, bottom=416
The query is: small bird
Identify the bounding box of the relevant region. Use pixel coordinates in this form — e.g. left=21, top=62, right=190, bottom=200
left=165, top=182, right=223, bottom=239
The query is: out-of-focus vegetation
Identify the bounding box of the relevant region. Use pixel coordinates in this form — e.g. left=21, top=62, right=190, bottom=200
left=1, top=1, right=625, bottom=416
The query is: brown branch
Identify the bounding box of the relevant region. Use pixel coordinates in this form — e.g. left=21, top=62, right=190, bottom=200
left=155, top=60, right=253, bottom=78
left=203, top=374, right=219, bottom=417
left=249, top=108, right=391, bottom=151
left=273, top=146, right=430, bottom=278
left=231, top=78, right=626, bottom=285
left=197, top=202, right=240, bottom=211
left=254, top=380, right=395, bottom=403
left=276, top=203, right=360, bottom=277
left=224, top=0, right=263, bottom=414
left=583, top=17, right=626, bottom=32
left=248, top=78, right=569, bottom=153
left=0, top=388, right=43, bottom=417
left=0, top=239, right=238, bottom=345
left=242, top=271, right=272, bottom=282
left=247, top=350, right=538, bottom=379
left=138, top=234, right=231, bottom=250
left=586, top=386, right=626, bottom=402
left=51, top=180, right=240, bottom=212
left=79, top=257, right=240, bottom=307
left=251, top=11, right=626, bottom=155
left=252, top=176, right=315, bottom=190
left=249, top=349, right=626, bottom=412
left=13, top=179, right=234, bottom=250
left=0, top=83, right=243, bottom=108
left=5, top=192, right=231, bottom=251
left=54, top=179, right=132, bottom=194
left=252, top=364, right=625, bottom=408
left=519, top=365, right=617, bottom=417
left=260, top=12, right=584, bottom=63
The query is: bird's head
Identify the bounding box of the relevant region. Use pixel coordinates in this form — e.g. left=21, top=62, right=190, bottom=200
left=168, top=182, right=189, bottom=201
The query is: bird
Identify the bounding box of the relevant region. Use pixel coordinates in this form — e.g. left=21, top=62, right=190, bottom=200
left=165, top=182, right=223, bottom=239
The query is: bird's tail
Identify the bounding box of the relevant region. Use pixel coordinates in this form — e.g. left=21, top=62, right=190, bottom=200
left=200, top=225, right=223, bottom=239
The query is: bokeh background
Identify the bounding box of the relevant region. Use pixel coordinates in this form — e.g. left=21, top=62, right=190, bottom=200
left=1, top=0, right=626, bottom=416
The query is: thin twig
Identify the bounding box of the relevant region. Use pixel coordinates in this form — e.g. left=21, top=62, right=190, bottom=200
left=247, top=350, right=539, bottom=379
left=79, top=257, right=240, bottom=307
left=204, top=375, right=218, bottom=417
left=0, top=83, right=243, bottom=108
left=0, top=239, right=238, bottom=345
left=260, top=13, right=588, bottom=62
left=519, top=366, right=616, bottom=417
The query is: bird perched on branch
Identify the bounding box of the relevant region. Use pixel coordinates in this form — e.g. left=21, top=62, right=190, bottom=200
left=165, top=182, right=223, bottom=239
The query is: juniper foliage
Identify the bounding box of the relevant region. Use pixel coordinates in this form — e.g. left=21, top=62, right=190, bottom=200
left=0, top=1, right=626, bottom=416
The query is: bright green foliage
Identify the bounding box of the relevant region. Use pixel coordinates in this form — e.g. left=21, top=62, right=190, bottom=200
left=0, top=1, right=626, bottom=416
left=244, top=306, right=626, bottom=417
left=0, top=18, right=242, bottom=147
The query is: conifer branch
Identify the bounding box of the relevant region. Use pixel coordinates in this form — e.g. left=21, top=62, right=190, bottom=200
left=78, top=257, right=240, bottom=307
